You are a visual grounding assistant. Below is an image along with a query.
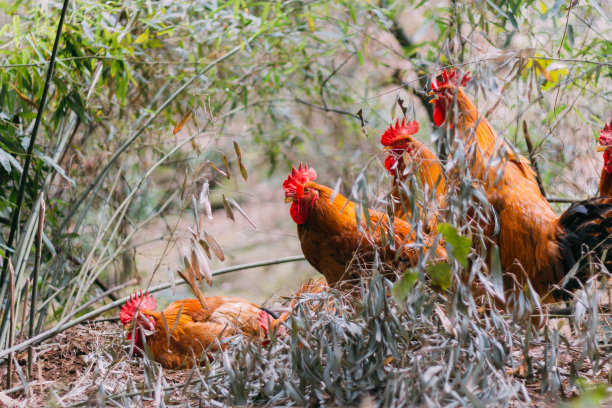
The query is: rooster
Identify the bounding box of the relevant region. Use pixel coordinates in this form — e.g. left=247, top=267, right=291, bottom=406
left=381, top=118, right=446, bottom=233
left=429, top=68, right=612, bottom=300
left=120, top=291, right=277, bottom=369
left=597, top=119, right=612, bottom=197
left=283, top=163, right=447, bottom=286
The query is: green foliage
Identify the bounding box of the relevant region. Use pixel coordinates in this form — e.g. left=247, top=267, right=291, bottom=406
left=426, top=262, right=452, bottom=291
left=437, top=222, right=471, bottom=268
left=570, top=378, right=611, bottom=408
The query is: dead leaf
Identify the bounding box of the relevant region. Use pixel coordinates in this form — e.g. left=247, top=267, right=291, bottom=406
left=227, top=197, right=256, bottom=229
left=199, top=239, right=212, bottom=259
left=199, top=181, right=212, bottom=220
left=222, top=194, right=235, bottom=221
left=177, top=267, right=208, bottom=311
left=173, top=110, right=193, bottom=134
left=234, top=141, right=248, bottom=181
left=210, top=162, right=228, bottom=178
left=192, top=239, right=213, bottom=286
left=203, top=228, right=225, bottom=261
left=356, top=108, right=368, bottom=137
left=222, top=154, right=231, bottom=179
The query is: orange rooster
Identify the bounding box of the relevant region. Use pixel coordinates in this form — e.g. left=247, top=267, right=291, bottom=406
left=597, top=119, right=612, bottom=197
left=381, top=118, right=446, bottom=232
left=120, top=291, right=276, bottom=369
left=428, top=68, right=612, bottom=300
left=283, top=164, right=447, bottom=287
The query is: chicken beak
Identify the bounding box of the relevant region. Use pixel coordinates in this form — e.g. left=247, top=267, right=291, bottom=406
left=383, top=145, right=392, bottom=151
left=285, top=196, right=295, bottom=203
left=428, top=90, right=438, bottom=104
left=597, top=145, right=607, bottom=152
left=124, top=323, right=133, bottom=332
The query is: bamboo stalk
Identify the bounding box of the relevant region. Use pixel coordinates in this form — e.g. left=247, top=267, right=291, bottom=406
left=19, top=279, right=30, bottom=340
left=7, top=259, right=16, bottom=389
left=28, top=195, right=46, bottom=378
left=0, top=0, right=71, bottom=349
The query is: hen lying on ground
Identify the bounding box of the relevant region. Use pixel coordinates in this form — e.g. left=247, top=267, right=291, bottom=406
left=120, top=291, right=277, bottom=369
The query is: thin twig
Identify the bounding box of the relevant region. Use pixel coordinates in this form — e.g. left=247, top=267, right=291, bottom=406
left=522, top=120, right=546, bottom=197
left=293, top=96, right=361, bottom=120
left=557, top=0, right=576, bottom=57
left=320, top=52, right=357, bottom=110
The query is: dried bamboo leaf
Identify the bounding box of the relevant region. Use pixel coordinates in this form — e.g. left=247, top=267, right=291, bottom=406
left=222, top=154, right=231, bottom=179
left=238, top=161, right=248, bottom=181
left=234, top=141, right=248, bottom=181
left=222, top=194, right=235, bottom=221
left=233, top=141, right=242, bottom=159
left=210, top=161, right=228, bottom=178
left=203, top=229, right=225, bottom=262
left=228, top=197, right=256, bottom=229
left=192, top=239, right=213, bottom=286
left=177, top=268, right=208, bottom=311
left=160, top=311, right=171, bottom=348
left=170, top=301, right=185, bottom=339
left=199, top=181, right=213, bottom=220
left=330, top=178, right=342, bottom=203
left=191, top=195, right=199, bottom=234
left=173, top=110, right=193, bottom=134
left=199, top=239, right=212, bottom=259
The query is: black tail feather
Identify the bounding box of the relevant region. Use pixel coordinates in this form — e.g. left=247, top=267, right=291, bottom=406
left=554, top=197, right=612, bottom=300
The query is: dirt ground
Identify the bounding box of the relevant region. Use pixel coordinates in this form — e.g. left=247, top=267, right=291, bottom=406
left=0, top=317, right=611, bottom=407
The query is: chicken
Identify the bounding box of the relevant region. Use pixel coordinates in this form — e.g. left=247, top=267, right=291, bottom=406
left=283, top=164, right=447, bottom=287
left=381, top=118, right=446, bottom=232
left=120, top=291, right=275, bottom=369
left=429, top=68, right=612, bottom=300
left=597, top=119, right=612, bottom=197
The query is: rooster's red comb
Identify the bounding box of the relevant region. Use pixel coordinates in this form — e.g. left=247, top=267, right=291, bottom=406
left=598, top=119, right=612, bottom=147
left=282, top=163, right=317, bottom=196
left=380, top=118, right=420, bottom=146
left=431, top=68, right=471, bottom=91
left=120, top=291, right=157, bottom=324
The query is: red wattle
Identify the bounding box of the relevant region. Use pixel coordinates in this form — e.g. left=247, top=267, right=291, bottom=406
left=290, top=200, right=309, bottom=224
left=604, top=150, right=612, bottom=174
left=433, top=103, right=445, bottom=127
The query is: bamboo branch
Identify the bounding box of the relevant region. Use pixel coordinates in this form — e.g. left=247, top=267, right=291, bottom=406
left=28, top=194, right=45, bottom=377
left=52, top=30, right=267, bottom=245
left=6, top=259, right=15, bottom=389
left=0, top=0, right=70, bottom=318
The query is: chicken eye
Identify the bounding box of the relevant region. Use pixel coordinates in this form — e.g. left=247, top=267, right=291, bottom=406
left=304, top=188, right=310, bottom=193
